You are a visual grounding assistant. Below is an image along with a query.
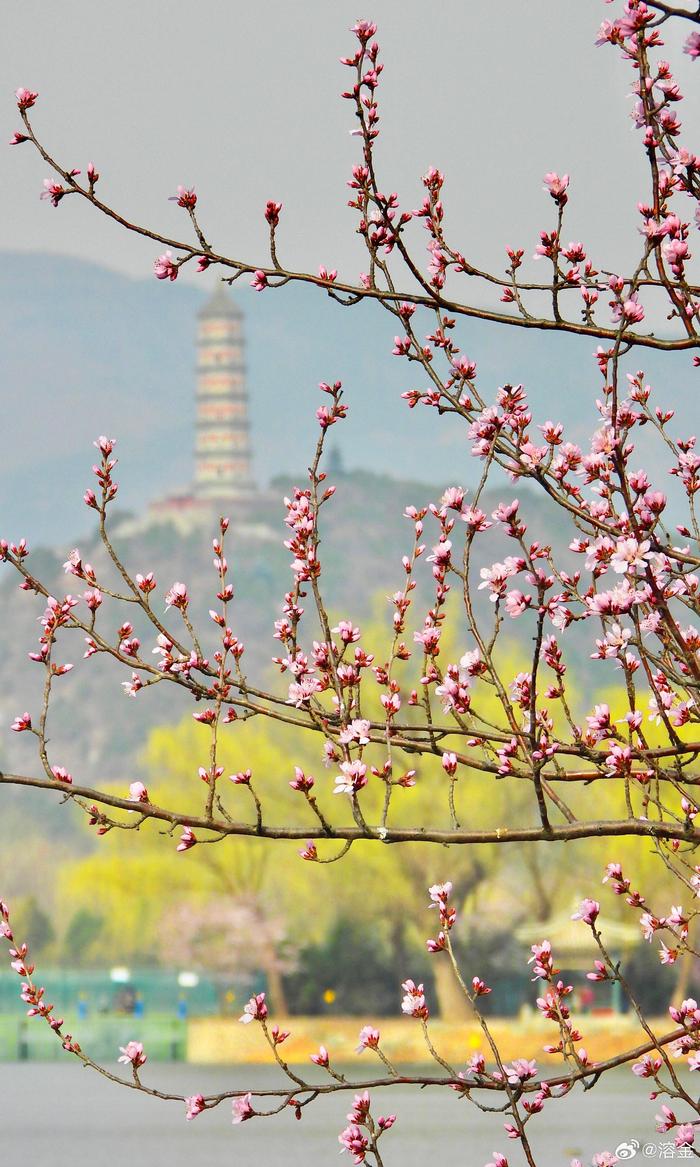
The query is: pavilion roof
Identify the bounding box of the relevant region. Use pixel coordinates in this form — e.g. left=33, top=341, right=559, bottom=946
left=514, top=902, right=640, bottom=970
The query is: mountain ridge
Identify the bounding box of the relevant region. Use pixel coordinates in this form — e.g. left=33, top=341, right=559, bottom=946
left=4, top=250, right=696, bottom=545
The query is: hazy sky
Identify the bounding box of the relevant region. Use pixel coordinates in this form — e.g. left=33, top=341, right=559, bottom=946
left=3, top=1, right=699, bottom=290
left=2, top=2, right=699, bottom=545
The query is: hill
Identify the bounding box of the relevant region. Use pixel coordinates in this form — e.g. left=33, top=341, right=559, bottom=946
left=0, top=469, right=575, bottom=781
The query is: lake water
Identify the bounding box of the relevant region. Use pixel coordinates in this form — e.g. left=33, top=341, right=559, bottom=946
left=0, top=1063, right=687, bottom=1164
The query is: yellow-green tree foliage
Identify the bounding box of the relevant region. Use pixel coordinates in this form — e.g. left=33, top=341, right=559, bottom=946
left=59, top=600, right=689, bottom=978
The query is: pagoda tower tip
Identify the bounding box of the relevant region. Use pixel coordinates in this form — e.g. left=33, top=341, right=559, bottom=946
left=198, top=282, right=242, bottom=320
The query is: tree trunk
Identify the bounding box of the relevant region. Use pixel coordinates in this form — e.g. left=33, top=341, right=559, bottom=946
left=433, top=956, right=475, bottom=1021
left=264, top=957, right=290, bottom=1016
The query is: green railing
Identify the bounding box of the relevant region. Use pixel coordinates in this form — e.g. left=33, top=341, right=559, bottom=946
left=0, top=1013, right=187, bottom=1061
left=0, top=968, right=226, bottom=1015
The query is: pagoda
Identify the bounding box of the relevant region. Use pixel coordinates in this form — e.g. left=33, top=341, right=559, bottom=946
left=136, top=283, right=270, bottom=535
left=194, top=284, right=255, bottom=500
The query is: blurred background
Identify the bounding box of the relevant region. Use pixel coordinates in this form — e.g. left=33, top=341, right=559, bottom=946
left=1, top=3, right=699, bottom=1160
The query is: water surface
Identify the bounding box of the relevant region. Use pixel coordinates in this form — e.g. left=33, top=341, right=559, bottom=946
left=0, top=1063, right=681, bottom=1164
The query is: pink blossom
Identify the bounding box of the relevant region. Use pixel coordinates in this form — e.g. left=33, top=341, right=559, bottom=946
left=357, top=1026, right=380, bottom=1052
left=338, top=1124, right=369, bottom=1164
left=428, top=882, right=452, bottom=906
left=460, top=649, right=483, bottom=676
left=129, top=781, right=149, bottom=803
left=164, top=582, right=189, bottom=610
left=585, top=704, right=612, bottom=742
left=83, top=588, right=103, bottom=611
left=414, top=625, right=441, bottom=654
left=51, top=662, right=74, bottom=677
left=435, top=667, right=471, bottom=714
left=669, top=997, right=700, bottom=1026
left=11, top=712, right=32, bottom=733
left=401, top=979, right=428, bottom=1019
left=440, top=486, right=466, bottom=510
left=290, top=767, right=315, bottom=793
left=118, top=1041, right=147, bottom=1068
left=310, top=1045, right=329, bottom=1067
left=380, top=691, right=401, bottom=716
left=339, top=719, right=371, bottom=746
left=135, top=572, right=156, bottom=594
left=665, top=237, right=690, bottom=275
left=192, top=709, right=215, bottom=724
left=479, top=557, right=522, bottom=601
left=229, top=769, right=252, bottom=785
left=351, top=20, right=377, bottom=42
left=334, top=760, right=368, bottom=795
left=185, top=1094, right=205, bottom=1120
left=610, top=537, right=651, bottom=575
left=632, top=1053, right=661, bottom=1077
left=250, top=269, right=268, bottom=291
left=612, top=294, right=645, bottom=325
left=232, top=1093, right=255, bottom=1123
left=685, top=31, right=700, bottom=59
left=529, top=940, right=556, bottom=980
left=153, top=251, right=178, bottom=281
left=287, top=676, right=323, bottom=706
left=176, top=826, right=197, bottom=852
left=605, top=744, right=632, bottom=778
left=15, top=87, right=38, bottom=111
left=460, top=507, right=492, bottom=532
left=668, top=904, right=689, bottom=937
left=239, top=992, right=267, bottom=1024
left=543, top=172, right=569, bottom=204
left=451, top=355, right=477, bottom=379
left=40, top=179, right=67, bottom=207
left=676, top=1124, right=695, bottom=1147
left=332, top=620, right=361, bottom=644
left=427, top=539, right=452, bottom=569
left=169, top=186, right=197, bottom=210
left=94, top=434, right=116, bottom=457
left=503, top=1058, right=537, bottom=1084
left=51, top=766, right=73, bottom=785
left=504, top=590, right=529, bottom=618
left=265, top=200, right=283, bottom=227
